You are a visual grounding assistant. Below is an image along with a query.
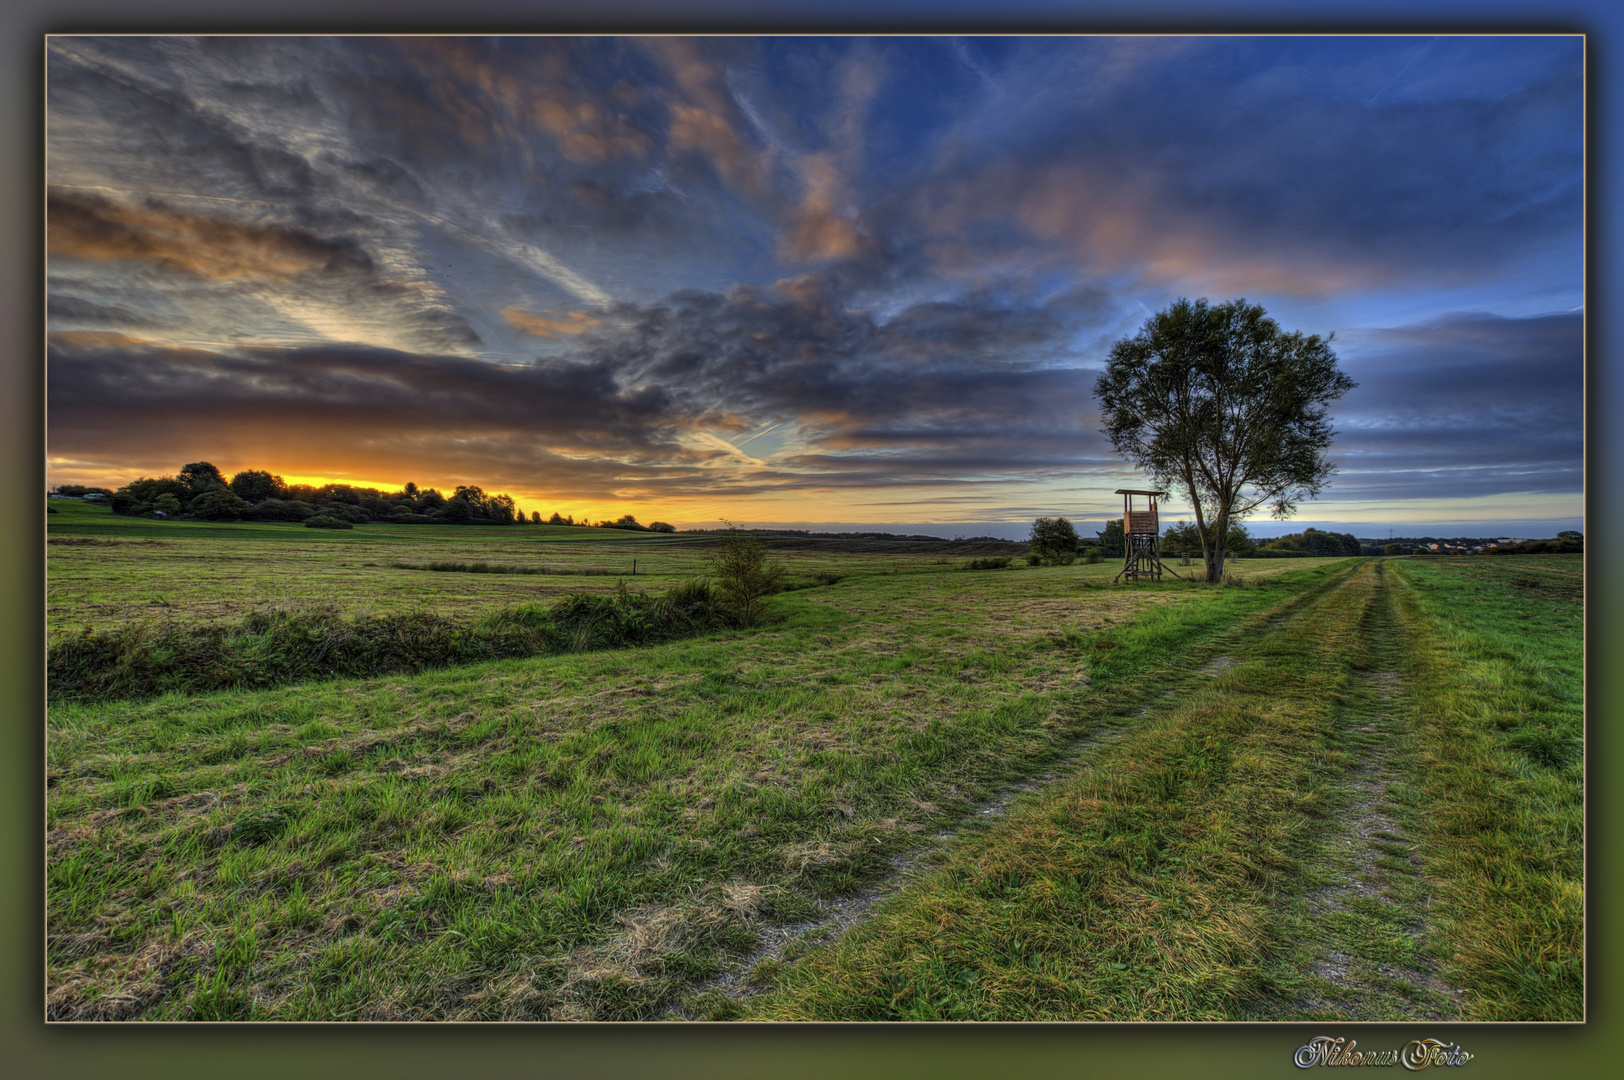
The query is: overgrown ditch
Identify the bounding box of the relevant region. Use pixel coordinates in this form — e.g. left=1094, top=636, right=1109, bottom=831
left=48, top=581, right=727, bottom=703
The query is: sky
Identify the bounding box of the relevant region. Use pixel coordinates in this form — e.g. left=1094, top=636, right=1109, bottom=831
left=44, top=34, right=1584, bottom=537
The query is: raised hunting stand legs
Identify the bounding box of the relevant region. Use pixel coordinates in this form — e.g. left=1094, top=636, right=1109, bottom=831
left=1112, top=488, right=1184, bottom=583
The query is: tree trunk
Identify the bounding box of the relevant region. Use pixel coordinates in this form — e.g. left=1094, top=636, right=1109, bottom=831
left=1205, top=509, right=1229, bottom=583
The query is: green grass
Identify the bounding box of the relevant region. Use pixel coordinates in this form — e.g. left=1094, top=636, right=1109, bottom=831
left=1386, top=555, right=1583, bottom=1020
left=745, top=560, right=1372, bottom=1020
left=48, top=499, right=1002, bottom=633
left=46, top=516, right=1331, bottom=1020
left=737, top=556, right=1582, bottom=1022
left=44, top=513, right=1580, bottom=1023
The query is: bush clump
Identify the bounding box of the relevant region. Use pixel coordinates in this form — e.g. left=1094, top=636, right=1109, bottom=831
left=962, top=556, right=1013, bottom=570
left=48, top=581, right=728, bottom=703
left=706, top=529, right=784, bottom=627
left=189, top=489, right=250, bottom=521
left=304, top=515, right=353, bottom=529
left=249, top=498, right=317, bottom=523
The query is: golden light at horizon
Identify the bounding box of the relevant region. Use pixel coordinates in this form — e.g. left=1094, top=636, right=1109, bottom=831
left=45, top=449, right=1583, bottom=532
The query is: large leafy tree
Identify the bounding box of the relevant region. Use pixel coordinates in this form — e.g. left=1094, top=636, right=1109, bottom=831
left=228, top=469, right=285, bottom=504
left=177, top=461, right=226, bottom=495
left=1094, top=298, right=1355, bottom=582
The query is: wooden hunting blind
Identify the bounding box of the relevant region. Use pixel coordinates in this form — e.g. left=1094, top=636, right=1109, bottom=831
left=1114, top=489, right=1182, bottom=583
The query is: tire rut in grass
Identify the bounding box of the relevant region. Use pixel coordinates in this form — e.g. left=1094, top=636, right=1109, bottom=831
left=1272, top=564, right=1464, bottom=1020
left=668, top=567, right=1364, bottom=1018
left=665, top=719, right=1136, bottom=1018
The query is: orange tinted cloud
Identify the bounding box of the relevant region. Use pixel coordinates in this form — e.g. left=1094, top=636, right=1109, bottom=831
left=534, top=97, right=651, bottom=163
left=1007, top=163, right=1386, bottom=297
left=397, top=38, right=651, bottom=164
left=668, top=102, right=771, bottom=195
left=47, top=190, right=371, bottom=281
left=502, top=306, right=601, bottom=338
left=47, top=330, right=148, bottom=347
left=781, top=154, right=865, bottom=262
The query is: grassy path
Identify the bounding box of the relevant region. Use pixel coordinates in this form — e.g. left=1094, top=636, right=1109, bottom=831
left=745, top=558, right=1582, bottom=1021
left=1251, top=560, right=1463, bottom=1020
left=743, top=560, right=1377, bottom=1020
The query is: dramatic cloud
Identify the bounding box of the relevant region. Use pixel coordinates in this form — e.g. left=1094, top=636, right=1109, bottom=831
left=47, top=190, right=374, bottom=280
left=1328, top=312, right=1583, bottom=500
left=44, top=35, right=1584, bottom=527
left=47, top=276, right=1123, bottom=503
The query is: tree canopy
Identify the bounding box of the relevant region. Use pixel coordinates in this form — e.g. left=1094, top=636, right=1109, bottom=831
left=1094, top=298, right=1355, bottom=581
left=1028, top=517, right=1079, bottom=564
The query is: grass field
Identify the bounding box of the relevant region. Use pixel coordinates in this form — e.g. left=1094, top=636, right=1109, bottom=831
left=44, top=501, right=1583, bottom=1021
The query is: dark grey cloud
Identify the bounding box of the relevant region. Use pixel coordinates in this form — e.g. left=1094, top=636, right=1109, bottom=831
left=46, top=276, right=1123, bottom=497
left=1328, top=311, right=1582, bottom=499
left=46, top=295, right=150, bottom=327
left=575, top=275, right=1113, bottom=451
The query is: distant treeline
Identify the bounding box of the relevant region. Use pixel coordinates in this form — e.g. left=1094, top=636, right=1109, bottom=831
left=1358, top=532, right=1581, bottom=556
left=65, top=461, right=674, bottom=530
left=727, top=529, right=967, bottom=541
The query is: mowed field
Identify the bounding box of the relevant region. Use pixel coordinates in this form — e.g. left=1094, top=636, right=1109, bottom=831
left=44, top=500, right=1583, bottom=1021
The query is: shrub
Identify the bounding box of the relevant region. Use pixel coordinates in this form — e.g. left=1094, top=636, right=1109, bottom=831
left=48, top=581, right=729, bottom=702
left=311, top=503, right=369, bottom=524
left=304, top=515, right=353, bottom=529
left=189, top=489, right=251, bottom=521
left=648, top=521, right=676, bottom=533
left=249, top=498, right=316, bottom=523
left=963, top=556, right=1012, bottom=571
left=707, top=529, right=784, bottom=627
